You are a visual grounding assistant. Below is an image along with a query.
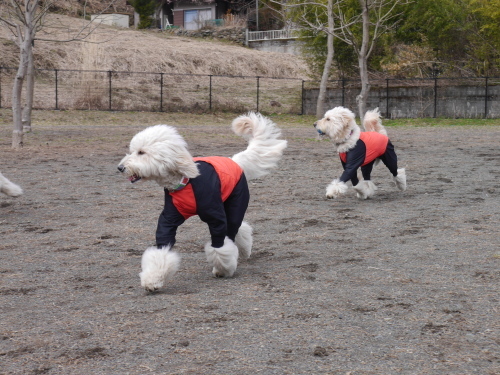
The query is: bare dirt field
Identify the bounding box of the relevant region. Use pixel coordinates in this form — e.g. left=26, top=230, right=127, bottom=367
left=0, top=110, right=499, bottom=375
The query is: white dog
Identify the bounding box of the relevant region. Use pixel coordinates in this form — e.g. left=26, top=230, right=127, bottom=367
left=0, top=172, right=23, bottom=197
left=314, top=107, right=406, bottom=199
left=118, top=113, right=287, bottom=291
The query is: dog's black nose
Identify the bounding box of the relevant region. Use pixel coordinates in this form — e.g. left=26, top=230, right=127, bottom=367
left=313, top=122, right=317, bottom=127
left=117, top=165, right=125, bottom=173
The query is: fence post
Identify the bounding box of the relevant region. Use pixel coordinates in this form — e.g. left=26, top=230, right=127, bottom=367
left=55, top=69, right=59, bottom=110
left=108, top=70, right=112, bottom=111
left=433, top=77, right=438, bottom=118
left=386, top=78, right=389, bottom=118
left=341, top=79, right=346, bottom=107
left=160, top=73, right=164, bottom=112
left=484, top=76, right=489, bottom=119
left=301, top=80, right=304, bottom=115
left=209, top=75, right=212, bottom=111
left=256, top=76, right=260, bottom=112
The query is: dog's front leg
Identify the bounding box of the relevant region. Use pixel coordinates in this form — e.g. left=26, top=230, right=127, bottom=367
left=139, top=246, right=180, bottom=292
left=326, top=179, right=348, bottom=199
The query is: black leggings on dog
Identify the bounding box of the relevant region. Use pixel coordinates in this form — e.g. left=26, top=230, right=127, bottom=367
left=341, top=141, right=399, bottom=186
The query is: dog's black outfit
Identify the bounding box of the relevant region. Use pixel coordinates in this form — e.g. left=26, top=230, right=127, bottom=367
left=339, top=132, right=399, bottom=186
left=156, top=157, right=249, bottom=249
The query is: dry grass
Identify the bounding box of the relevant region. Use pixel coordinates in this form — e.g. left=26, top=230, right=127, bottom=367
left=0, top=13, right=309, bottom=79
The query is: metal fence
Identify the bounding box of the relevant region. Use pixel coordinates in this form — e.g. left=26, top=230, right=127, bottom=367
left=247, top=29, right=300, bottom=42
left=0, top=67, right=499, bottom=118
left=0, top=67, right=305, bottom=115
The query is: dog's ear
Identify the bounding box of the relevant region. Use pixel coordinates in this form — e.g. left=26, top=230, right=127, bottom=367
left=341, top=112, right=352, bottom=127
left=176, top=151, right=199, bottom=178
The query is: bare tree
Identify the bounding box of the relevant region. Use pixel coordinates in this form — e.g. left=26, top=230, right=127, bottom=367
left=0, top=0, right=121, bottom=149
left=268, top=0, right=350, bottom=118
left=0, top=1, right=45, bottom=148
left=269, top=0, right=408, bottom=120
left=339, top=0, right=409, bottom=121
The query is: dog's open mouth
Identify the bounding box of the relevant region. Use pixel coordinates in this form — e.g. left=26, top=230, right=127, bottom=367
left=129, top=174, right=142, bottom=183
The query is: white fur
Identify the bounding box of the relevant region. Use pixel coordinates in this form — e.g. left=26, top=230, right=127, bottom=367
left=140, top=246, right=180, bottom=292
left=315, top=106, right=404, bottom=199
left=235, top=221, right=253, bottom=259
left=326, top=179, right=348, bottom=199
left=394, top=168, right=407, bottom=191
left=0, top=172, right=23, bottom=197
left=314, top=106, right=361, bottom=153
left=353, top=180, right=377, bottom=200
left=204, top=238, right=239, bottom=278
left=363, top=108, right=387, bottom=135
left=118, top=124, right=199, bottom=190
left=119, top=113, right=286, bottom=290
left=231, top=112, right=288, bottom=180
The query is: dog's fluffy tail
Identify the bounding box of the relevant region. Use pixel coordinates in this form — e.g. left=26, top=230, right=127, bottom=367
left=363, top=108, right=387, bottom=136
left=231, top=112, right=287, bottom=180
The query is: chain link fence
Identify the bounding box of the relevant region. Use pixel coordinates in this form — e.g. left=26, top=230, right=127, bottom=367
left=1, top=67, right=498, bottom=118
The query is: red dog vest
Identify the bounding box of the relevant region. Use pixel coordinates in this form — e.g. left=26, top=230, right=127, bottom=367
left=339, top=132, right=389, bottom=166
left=170, top=156, right=243, bottom=219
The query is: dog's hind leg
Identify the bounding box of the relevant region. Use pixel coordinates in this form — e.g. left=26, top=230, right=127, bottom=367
left=204, top=238, right=239, bottom=277
left=393, top=168, right=407, bottom=191
left=235, top=221, right=253, bottom=259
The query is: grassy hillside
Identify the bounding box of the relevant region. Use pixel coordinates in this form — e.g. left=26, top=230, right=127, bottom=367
left=0, top=13, right=309, bottom=79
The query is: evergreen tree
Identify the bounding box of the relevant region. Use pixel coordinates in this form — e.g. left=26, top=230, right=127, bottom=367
left=130, top=0, right=157, bottom=29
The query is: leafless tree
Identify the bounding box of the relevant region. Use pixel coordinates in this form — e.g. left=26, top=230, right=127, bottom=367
left=269, top=0, right=408, bottom=121
left=0, top=0, right=121, bottom=149
left=268, top=0, right=351, bottom=118
left=341, top=0, right=409, bottom=121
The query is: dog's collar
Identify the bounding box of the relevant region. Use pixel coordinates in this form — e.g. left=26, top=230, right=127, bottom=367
left=334, top=130, right=354, bottom=145
left=169, top=176, right=190, bottom=192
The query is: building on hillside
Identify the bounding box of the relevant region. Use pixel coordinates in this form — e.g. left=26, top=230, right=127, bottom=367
left=133, top=0, right=254, bottom=30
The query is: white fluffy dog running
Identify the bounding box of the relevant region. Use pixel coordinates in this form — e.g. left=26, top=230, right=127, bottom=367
left=118, top=113, right=287, bottom=292
left=0, top=172, right=23, bottom=197
left=314, top=106, right=406, bottom=199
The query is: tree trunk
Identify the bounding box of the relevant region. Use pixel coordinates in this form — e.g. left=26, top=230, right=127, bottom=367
left=22, top=54, right=35, bottom=133
left=356, top=0, right=371, bottom=125
left=11, top=0, right=37, bottom=149
left=12, top=40, right=30, bottom=149
left=316, top=0, right=335, bottom=119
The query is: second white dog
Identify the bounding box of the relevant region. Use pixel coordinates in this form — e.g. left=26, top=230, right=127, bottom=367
left=314, top=107, right=406, bottom=200
left=118, top=113, right=287, bottom=291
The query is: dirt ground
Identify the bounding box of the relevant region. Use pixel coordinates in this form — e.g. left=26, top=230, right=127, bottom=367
left=0, top=110, right=499, bottom=375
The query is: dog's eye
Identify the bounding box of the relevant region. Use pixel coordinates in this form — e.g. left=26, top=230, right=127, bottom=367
left=138, top=150, right=145, bottom=155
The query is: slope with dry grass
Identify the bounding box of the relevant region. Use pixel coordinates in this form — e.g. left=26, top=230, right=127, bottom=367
left=0, top=13, right=309, bottom=79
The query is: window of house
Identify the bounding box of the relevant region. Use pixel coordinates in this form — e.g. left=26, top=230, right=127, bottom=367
left=184, top=9, right=212, bottom=30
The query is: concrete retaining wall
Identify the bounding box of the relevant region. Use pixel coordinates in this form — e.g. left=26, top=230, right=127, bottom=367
left=303, top=84, right=500, bottom=118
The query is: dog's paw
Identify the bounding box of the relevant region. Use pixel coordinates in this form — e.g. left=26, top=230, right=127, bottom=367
left=394, top=168, right=406, bottom=191
left=140, top=246, right=180, bottom=291
left=205, top=238, right=238, bottom=278
left=353, top=180, right=377, bottom=199
left=326, top=179, right=348, bottom=199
